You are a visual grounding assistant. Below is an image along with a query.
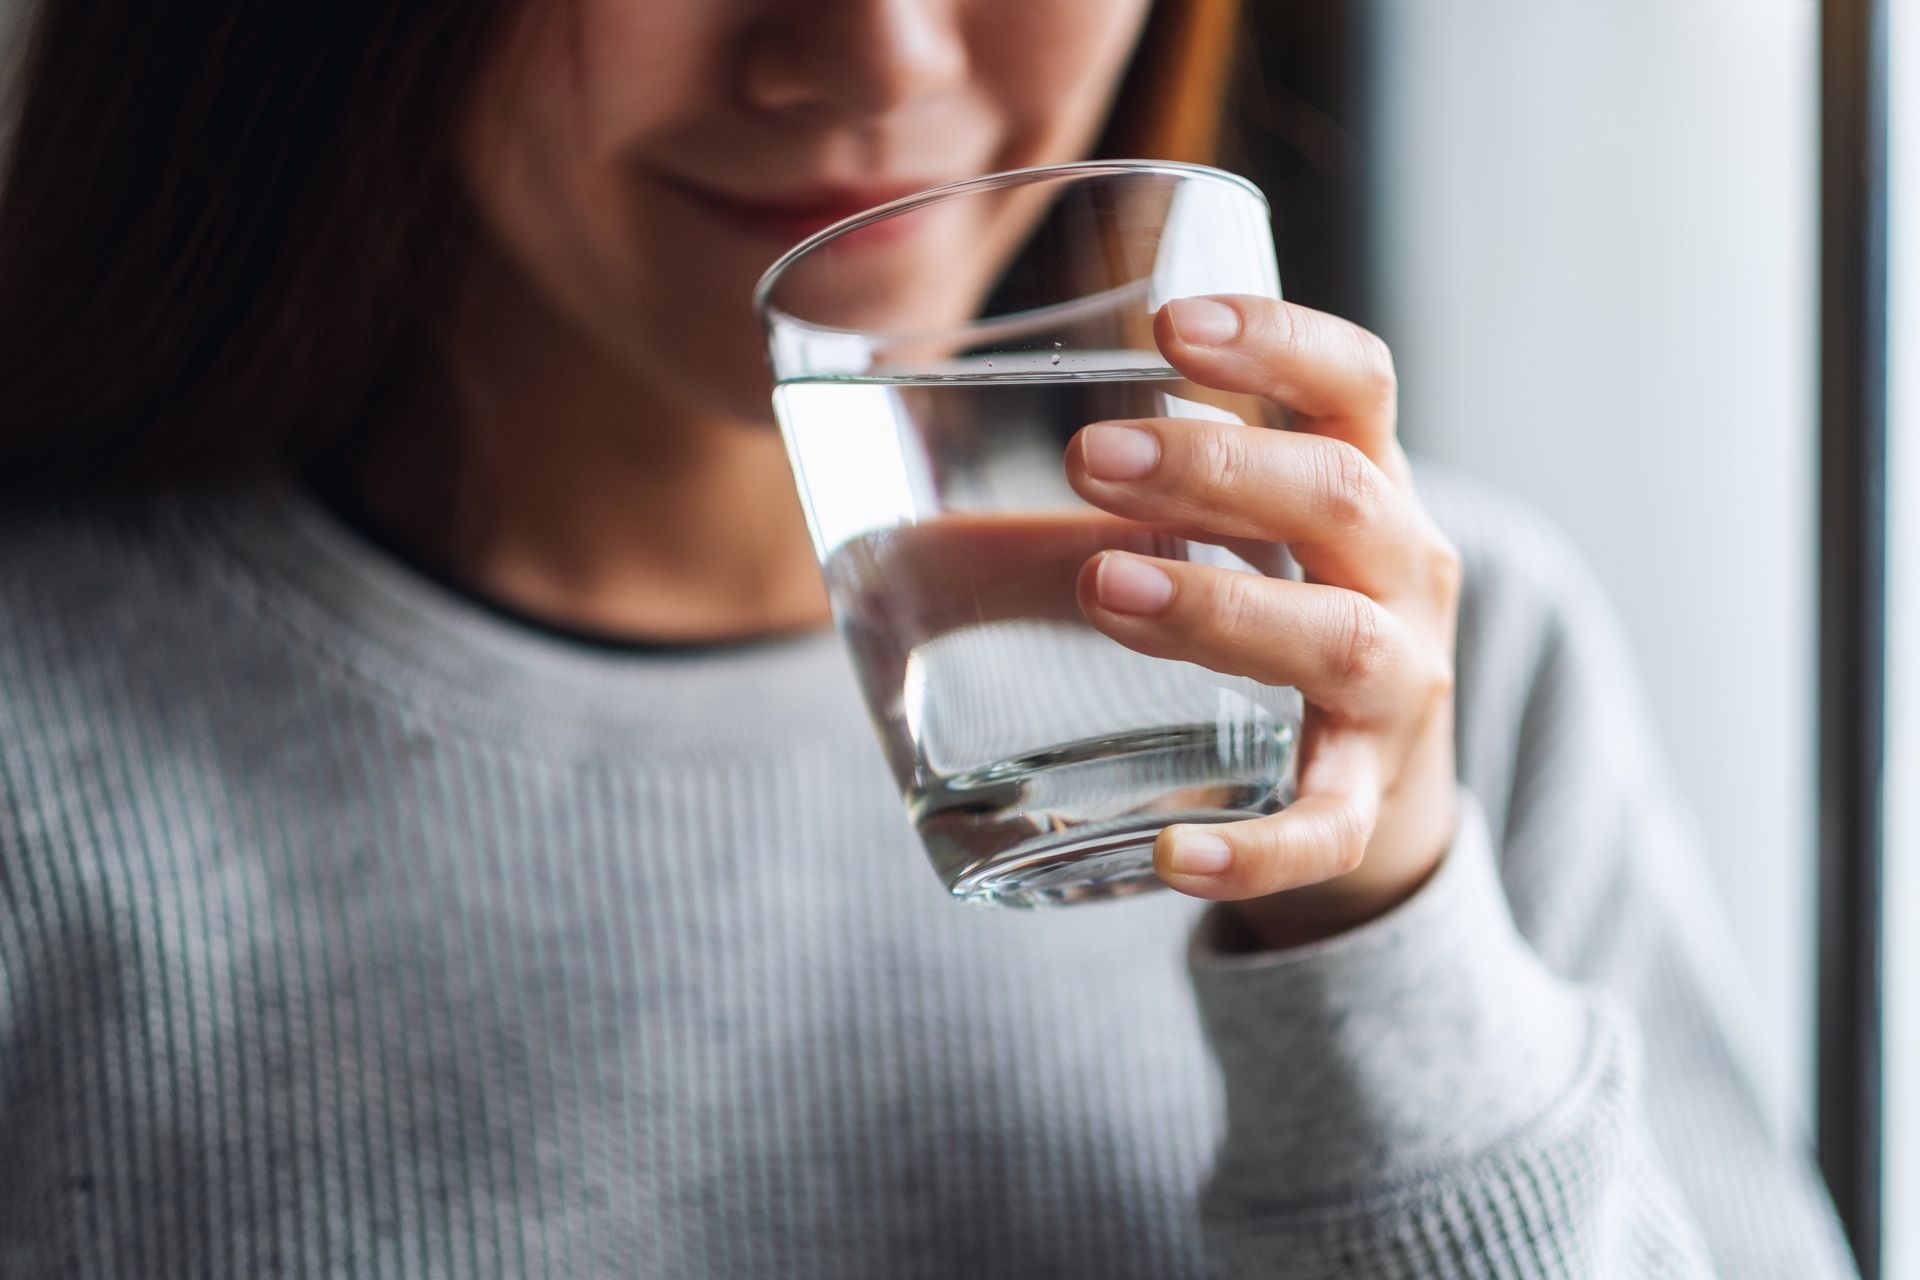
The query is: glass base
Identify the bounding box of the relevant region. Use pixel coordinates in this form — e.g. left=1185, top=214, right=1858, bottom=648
left=911, top=722, right=1294, bottom=909
left=943, top=809, right=1246, bottom=908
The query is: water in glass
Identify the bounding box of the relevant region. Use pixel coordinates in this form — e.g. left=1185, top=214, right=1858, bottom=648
left=778, top=359, right=1300, bottom=907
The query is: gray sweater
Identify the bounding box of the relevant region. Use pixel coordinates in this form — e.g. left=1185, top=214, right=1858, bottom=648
left=0, top=468, right=1854, bottom=1278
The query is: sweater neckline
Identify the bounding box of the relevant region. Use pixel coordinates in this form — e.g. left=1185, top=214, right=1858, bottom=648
left=180, top=478, right=866, bottom=759
left=298, top=467, right=812, bottom=659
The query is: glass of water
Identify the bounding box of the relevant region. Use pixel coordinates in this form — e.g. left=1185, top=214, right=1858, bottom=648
left=755, top=160, right=1300, bottom=908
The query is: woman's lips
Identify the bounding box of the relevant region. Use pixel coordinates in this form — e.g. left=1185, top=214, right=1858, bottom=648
left=672, top=178, right=948, bottom=248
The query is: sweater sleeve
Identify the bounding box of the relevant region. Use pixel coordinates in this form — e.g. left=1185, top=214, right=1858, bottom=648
left=1184, top=480, right=1858, bottom=1278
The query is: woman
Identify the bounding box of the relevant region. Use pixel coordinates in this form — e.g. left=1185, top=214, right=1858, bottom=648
left=0, top=1, right=1856, bottom=1276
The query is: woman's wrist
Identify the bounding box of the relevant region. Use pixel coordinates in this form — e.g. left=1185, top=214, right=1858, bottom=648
left=1214, top=856, right=1445, bottom=952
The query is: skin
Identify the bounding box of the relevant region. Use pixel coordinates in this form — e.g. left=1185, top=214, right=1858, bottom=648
left=364, top=0, right=1463, bottom=948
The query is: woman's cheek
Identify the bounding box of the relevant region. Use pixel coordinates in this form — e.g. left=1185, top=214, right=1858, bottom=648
left=965, top=0, right=1155, bottom=164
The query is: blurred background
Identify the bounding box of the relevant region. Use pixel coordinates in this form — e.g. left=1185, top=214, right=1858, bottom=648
left=1375, top=0, right=1820, bottom=1136
left=1238, top=0, right=1910, bottom=1273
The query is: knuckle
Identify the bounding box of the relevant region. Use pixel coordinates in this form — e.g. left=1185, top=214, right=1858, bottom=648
left=1189, top=424, right=1252, bottom=496
left=1208, top=569, right=1268, bottom=642
left=1267, top=301, right=1313, bottom=355
left=1333, top=593, right=1395, bottom=686
left=1327, top=804, right=1372, bottom=875
left=1423, top=536, right=1465, bottom=606
left=1231, top=822, right=1303, bottom=896
left=1352, top=327, right=1398, bottom=402
left=1421, top=653, right=1458, bottom=707
left=1256, top=301, right=1312, bottom=372
left=1311, top=440, right=1382, bottom=530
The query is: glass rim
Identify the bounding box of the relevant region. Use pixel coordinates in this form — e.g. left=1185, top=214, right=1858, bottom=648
left=750, top=158, right=1270, bottom=329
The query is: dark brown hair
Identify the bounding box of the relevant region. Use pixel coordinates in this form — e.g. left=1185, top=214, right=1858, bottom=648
left=0, top=0, right=1240, bottom=495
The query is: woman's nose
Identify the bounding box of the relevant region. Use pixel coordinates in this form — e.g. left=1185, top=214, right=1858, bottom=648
left=739, top=0, right=969, bottom=120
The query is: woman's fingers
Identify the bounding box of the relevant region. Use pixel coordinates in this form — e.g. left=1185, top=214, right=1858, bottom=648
left=1064, top=416, right=1433, bottom=597
left=1154, top=294, right=1409, bottom=483
left=848, top=511, right=1181, bottom=634
left=1153, top=725, right=1382, bottom=900
left=1154, top=719, right=1456, bottom=909
left=1077, top=551, right=1447, bottom=723
left=1082, top=294, right=1463, bottom=919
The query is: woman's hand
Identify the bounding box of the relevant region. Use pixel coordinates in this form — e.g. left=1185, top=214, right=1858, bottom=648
left=1064, top=295, right=1463, bottom=951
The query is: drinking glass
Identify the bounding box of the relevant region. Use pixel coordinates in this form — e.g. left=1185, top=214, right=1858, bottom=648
left=756, top=160, right=1300, bottom=908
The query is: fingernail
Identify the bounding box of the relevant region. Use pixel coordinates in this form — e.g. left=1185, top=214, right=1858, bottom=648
left=1167, top=832, right=1234, bottom=876
left=1080, top=423, right=1160, bottom=481
left=1094, top=553, right=1175, bottom=615
left=1164, top=297, right=1241, bottom=346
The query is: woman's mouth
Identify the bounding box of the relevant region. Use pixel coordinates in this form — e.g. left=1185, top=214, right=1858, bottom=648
left=667, top=176, right=951, bottom=249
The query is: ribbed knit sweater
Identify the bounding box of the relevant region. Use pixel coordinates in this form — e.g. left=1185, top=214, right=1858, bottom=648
left=0, top=467, right=1855, bottom=1278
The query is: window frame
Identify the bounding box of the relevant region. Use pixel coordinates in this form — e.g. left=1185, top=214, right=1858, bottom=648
left=1816, top=0, right=1891, bottom=1275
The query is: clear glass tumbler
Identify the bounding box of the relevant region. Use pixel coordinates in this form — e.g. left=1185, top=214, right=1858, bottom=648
left=756, top=160, right=1300, bottom=908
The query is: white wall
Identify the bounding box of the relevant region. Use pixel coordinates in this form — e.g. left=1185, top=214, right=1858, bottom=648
left=1886, top=1, right=1916, bottom=1273
left=1369, top=0, right=1819, bottom=1126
